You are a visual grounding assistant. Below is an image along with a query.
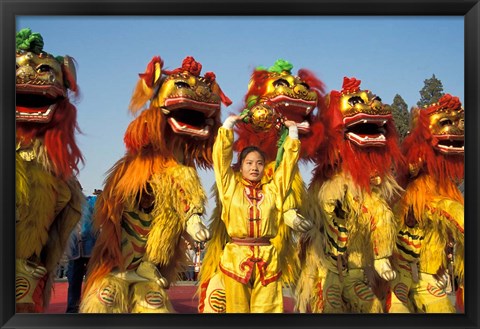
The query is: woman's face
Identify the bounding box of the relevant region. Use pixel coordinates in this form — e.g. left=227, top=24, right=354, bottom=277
left=240, top=151, right=265, bottom=182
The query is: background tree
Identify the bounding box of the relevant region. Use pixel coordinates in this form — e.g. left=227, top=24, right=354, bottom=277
left=390, top=94, right=410, bottom=141
left=417, top=74, right=445, bottom=108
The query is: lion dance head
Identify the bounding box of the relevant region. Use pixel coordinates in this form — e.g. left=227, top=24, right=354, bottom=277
left=16, top=28, right=83, bottom=179
left=125, top=55, right=231, bottom=168
left=401, top=94, right=464, bottom=194
left=312, top=77, right=404, bottom=191
left=234, top=59, right=327, bottom=162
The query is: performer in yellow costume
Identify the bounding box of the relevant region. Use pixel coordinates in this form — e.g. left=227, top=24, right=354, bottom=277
left=387, top=94, right=464, bottom=313
left=198, top=60, right=325, bottom=313
left=211, top=114, right=300, bottom=313
left=15, top=28, right=84, bottom=312
left=296, top=77, right=405, bottom=313
left=80, top=56, right=231, bottom=313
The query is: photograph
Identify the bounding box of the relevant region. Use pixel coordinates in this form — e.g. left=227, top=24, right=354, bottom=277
left=2, top=0, right=479, bottom=329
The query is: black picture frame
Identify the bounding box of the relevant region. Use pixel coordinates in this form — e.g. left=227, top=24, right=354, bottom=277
left=1, top=1, right=479, bottom=328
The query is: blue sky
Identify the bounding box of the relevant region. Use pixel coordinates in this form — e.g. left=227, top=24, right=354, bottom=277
left=16, top=16, right=464, bottom=220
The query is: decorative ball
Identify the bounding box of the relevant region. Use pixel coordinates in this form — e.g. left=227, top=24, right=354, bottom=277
left=249, top=104, right=275, bottom=131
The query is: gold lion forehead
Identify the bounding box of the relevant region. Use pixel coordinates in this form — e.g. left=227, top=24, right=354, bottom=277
left=156, top=72, right=222, bottom=109
left=423, top=94, right=464, bottom=155
left=339, top=89, right=391, bottom=117
left=253, top=71, right=318, bottom=105
left=16, top=50, right=66, bottom=97
left=428, top=106, right=464, bottom=136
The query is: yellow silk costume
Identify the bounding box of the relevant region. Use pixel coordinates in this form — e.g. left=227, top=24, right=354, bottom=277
left=212, top=127, right=300, bottom=312
left=198, top=60, right=326, bottom=313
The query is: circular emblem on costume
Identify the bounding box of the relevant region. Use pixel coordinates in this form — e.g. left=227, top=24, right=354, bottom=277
left=393, top=283, right=409, bottom=303
left=325, top=284, right=342, bottom=309
left=98, top=285, right=116, bottom=306
left=427, top=283, right=446, bottom=298
left=15, top=276, right=30, bottom=301
left=208, top=289, right=226, bottom=313
left=144, top=290, right=164, bottom=309
left=353, top=282, right=375, bottom=301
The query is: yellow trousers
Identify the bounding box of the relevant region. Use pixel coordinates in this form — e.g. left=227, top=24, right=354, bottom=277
left=323, top=268, right=383, bottom=313
left=80, top=275, right=174, bottom=313
left=224, top=267, right=283, bottom=313
left=388, top=268, right=455, bottom=313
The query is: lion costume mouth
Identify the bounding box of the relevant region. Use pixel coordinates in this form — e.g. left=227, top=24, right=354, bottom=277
left=269, top=95, right=316, bottom=134
left=16, top=48, right=70, bottom=124
left=16, top=88, right=64, bottom=123
left=432, top=134, right=464, bottom=155
left=344, top=113, right=391, bottom=147
left=163, top=97, right=220, bottom=139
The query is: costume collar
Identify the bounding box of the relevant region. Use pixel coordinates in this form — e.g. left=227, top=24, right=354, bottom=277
left=241, top=178, right=264, bottom=189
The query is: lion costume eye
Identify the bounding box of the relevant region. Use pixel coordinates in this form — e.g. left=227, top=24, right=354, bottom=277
left=175, top=81, right=190, bottom=89
left=299, top=82, right=310, bottom=90
left=273, top=78, right=290, bottom=88
left=36, top=64, right=52, bottom=73
left=439, top=118, right=453, bottom=126
left=348, top=96, right=364, bottom=106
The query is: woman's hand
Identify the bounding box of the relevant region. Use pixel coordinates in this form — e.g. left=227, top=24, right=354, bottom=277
left=284, top=120, right=297, bottom=128
left=223, top=114, right=248, bottom=129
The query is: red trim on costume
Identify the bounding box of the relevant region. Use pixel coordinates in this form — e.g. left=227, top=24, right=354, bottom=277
left=398, top=236, right=422, bottom=249
left=198, top=278, right=210, bottom=313
left=219, top=263, right=251, bottom=285
left=399, top=264, right=412, bottom=273
left=427, top=206, right=464, bottom=234
left=315, top=281, right=324, bottom=312
left=385, top=289, right=392, bottom=312
left=131, top=242, right=146, bottom=253
left=327, top=224, right=348, bottom=242
left=130, top=222, right=151, bottom=236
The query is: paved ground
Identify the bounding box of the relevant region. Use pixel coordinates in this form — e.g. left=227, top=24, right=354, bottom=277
left=45, top=280, right=295, bottom=313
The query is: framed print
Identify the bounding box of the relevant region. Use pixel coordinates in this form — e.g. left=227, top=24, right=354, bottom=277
left=1, top=0, right=479, bottom=328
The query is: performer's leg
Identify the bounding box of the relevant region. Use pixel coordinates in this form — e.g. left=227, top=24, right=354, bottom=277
left=130, top=281, right=175, bottom=313
left=15, top=258, right=48, bottom=313
left=387, top=267, right=414, bottom=313
left=411, top=273, right=456, bottom=313
left=250, top=275, right=283, bottom=313
left=322, top=270, right=346, bottom=313
left=66, top=258, right=84, bottom=313
left=343, top=268, right=383, bottom=313
left=200, top=272, right=226, bottom=313
left=224, top=274, right=251, bottom=313
left=79, top=275, right=129, bottom=313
